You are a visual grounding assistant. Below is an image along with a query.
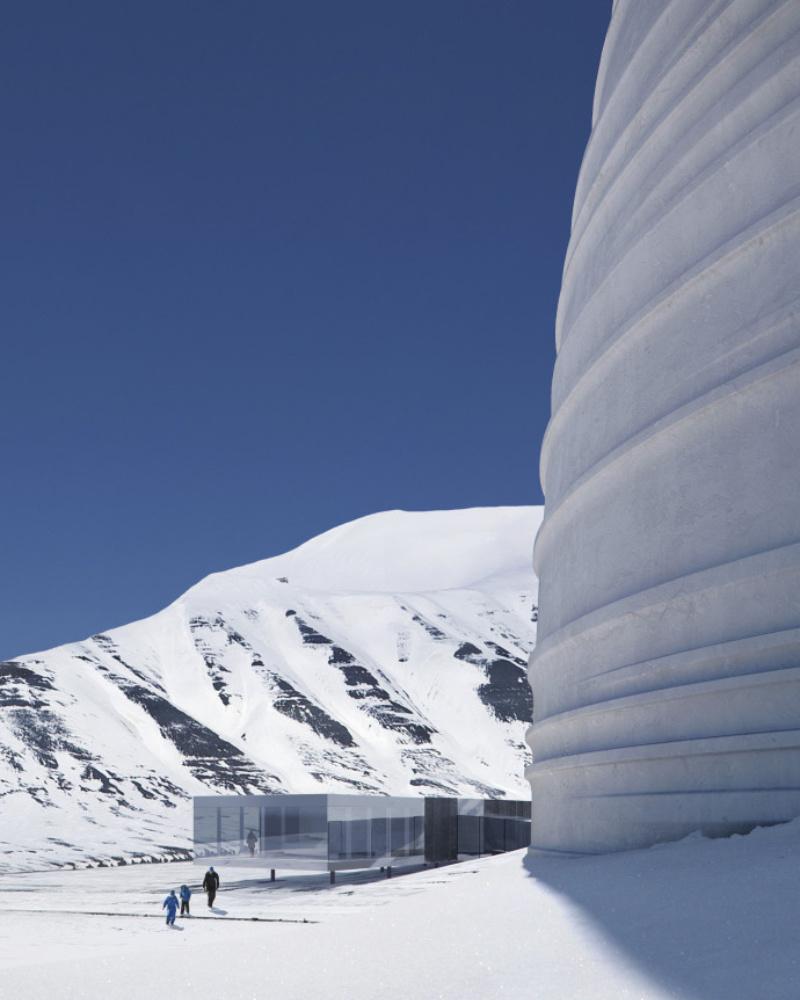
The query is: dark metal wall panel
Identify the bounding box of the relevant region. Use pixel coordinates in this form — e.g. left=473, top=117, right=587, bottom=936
left=424, top=797, right=458, bottom=862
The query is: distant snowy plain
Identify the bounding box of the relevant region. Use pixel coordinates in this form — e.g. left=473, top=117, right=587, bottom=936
left=0, top=507, right=540, bottom=871
left=3, top=818, right=799, bottom=999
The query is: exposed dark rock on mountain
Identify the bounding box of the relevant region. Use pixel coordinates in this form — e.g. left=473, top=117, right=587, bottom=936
left=0, top=507, right=539, bottom=871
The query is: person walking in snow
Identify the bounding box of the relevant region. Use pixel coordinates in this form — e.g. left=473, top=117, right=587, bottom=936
left=202, top=866, right=220, bottom=908
left=179, top=884, right=192, bottom=916
left=246, top=829, right=257, bottom=857
left=163, top=889, right=179, bottom=927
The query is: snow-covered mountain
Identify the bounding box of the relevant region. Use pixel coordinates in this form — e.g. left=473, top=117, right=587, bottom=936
left=0, top=507, right=540, bottom=871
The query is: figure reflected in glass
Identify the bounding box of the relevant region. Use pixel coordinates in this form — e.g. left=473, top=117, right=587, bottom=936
left=246, top=829, right=257, bottom=857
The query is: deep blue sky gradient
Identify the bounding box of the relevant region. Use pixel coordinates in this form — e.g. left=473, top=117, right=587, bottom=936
left=1, top=1, right=609, bottom=659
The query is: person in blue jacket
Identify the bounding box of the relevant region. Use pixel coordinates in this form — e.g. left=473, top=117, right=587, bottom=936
left=179, top=884, right=192, bottom=917
left=162, top=889, right=179, bottom=927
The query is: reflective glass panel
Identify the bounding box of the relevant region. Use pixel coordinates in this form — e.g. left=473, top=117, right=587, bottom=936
left=327, top=796, right=425, bottom=869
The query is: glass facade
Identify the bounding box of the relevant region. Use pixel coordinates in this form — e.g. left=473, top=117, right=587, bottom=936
left=328, top=795, right=424, bottom=868
left=422, top=797, right=532, bottom=862
left=480, top=798, right=532, bottom=855
left=194, top=794, right=327, bottom=869
left=193, top=794, right=530, bottom=873
left=456, top=798, right=484, bottom=859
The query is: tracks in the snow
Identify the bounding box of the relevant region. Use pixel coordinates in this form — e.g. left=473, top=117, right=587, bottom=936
left=1, top=908, right=316, bottom=924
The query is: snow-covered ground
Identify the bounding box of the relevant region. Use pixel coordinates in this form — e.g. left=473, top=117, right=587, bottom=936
left=2, top=816, right=799, bottom=999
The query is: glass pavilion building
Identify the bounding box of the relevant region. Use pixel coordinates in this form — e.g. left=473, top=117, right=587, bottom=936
left=194, top=793, right=530, bottom=880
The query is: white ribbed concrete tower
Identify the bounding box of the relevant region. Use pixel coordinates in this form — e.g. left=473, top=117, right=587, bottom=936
left=528, top=0, right=800, bottom=853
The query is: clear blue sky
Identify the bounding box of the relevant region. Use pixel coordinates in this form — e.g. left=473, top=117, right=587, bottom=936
left=1, top=1, right=609, bottom=660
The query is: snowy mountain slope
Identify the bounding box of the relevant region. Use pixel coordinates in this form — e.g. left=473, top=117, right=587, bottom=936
left=0, top=507, right=540, bottom=871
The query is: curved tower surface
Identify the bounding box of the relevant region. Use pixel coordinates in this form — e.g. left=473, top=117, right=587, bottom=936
left=528, top=0, right=800, bottom=853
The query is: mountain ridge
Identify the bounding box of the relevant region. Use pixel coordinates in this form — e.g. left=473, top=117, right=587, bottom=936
left=0, top=506, right=540, bottom=872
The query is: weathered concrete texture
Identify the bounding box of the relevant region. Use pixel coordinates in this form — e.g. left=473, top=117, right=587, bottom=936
left=528, top=0, right=800, bottom=853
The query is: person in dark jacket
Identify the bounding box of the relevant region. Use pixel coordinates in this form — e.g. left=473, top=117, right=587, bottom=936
left=179, top=884, right=192, bottom=916
left=246, top=829, right=257, bottom=857
left=163, top=889, right=179, bottom=927
left=202, top=866, right=220, bottom=908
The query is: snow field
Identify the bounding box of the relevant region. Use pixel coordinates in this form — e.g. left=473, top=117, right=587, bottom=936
left=4, top=816, right=800, bottom=999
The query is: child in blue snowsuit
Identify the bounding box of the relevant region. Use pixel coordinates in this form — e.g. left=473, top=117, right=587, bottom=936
left=163, top=889, right=179, bottom=926
left=179, top=884, right=192, bottom=916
